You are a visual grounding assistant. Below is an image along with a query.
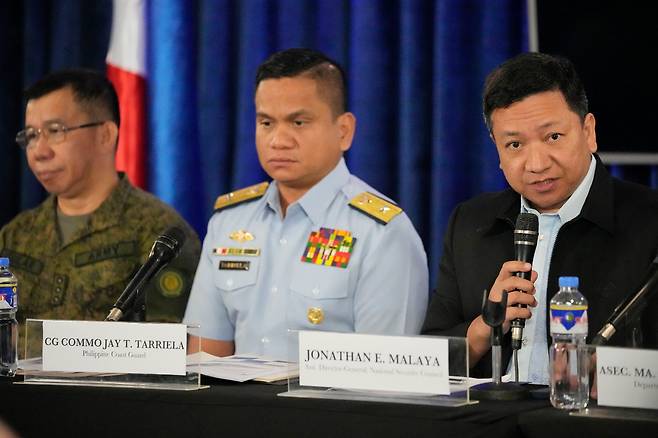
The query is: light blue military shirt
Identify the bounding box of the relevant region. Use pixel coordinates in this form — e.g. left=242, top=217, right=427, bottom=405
left=184, top=158, right=429, bottom=360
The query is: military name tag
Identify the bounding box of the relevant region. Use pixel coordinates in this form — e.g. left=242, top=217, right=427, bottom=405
left=1, top=249, right=44, bottom=275
left=213, top=247, right=260, bottom=257
left=74, top=241, right=138, bottom=266
left=219, top=260, right=250, bottom=271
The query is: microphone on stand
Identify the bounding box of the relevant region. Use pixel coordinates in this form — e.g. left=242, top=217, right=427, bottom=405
left=105, top=227, right=186, bottom=322
left=592, top=254, right=658, bottom=345
left=510, top=213, right=539, bottom=351
left=471, top=289, right=531, bottom=401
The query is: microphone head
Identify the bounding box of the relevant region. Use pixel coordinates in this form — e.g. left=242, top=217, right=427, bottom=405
left=152, top=226, right=186, bottom=260
left=514, top=212, right=539, bottom=247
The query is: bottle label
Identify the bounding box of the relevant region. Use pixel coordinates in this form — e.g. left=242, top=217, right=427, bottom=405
left=550, top=304, right=588, bottom=335
left=0, top=284, right=18, bottom=309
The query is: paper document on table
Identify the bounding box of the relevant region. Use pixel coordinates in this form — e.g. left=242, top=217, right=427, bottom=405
left=186, top=352, right=298, bottom=383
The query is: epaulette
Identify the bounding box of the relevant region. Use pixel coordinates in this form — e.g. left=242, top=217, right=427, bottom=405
left=348, top=192, right=402, bottom=225
left=214, top=182, right=269, bottom=212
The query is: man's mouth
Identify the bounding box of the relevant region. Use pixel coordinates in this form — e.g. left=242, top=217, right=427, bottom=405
left=530, top=178, right=556, bottom=192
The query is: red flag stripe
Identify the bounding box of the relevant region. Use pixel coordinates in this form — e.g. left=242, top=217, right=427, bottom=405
left=107, top=64, right=147, bottom=188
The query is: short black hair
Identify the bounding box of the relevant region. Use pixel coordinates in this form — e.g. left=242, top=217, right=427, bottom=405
left=255, top=48, right=347, bottom=117
left=483, top=52, right=588, bottom=131
left=25, top=68, right=120, bottom=128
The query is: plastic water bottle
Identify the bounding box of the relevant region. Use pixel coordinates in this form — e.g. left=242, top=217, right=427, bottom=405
left=0, top=257, right=18, bottom=377
left=549, top=276, right=589, bottom=409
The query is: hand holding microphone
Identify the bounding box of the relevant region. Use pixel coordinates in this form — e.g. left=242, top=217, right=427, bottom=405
left=488, top=261, right=538, bottom=331
left=463, top=213, right=539, bottom=367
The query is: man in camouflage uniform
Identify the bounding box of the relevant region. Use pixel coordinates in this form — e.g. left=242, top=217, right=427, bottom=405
left=0, top=69, right=200, bottom=325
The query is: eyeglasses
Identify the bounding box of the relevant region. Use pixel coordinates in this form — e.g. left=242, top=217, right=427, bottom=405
left=15, top=121, right=106, bottom=150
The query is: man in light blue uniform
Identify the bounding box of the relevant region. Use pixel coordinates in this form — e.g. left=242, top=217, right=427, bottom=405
left=184, top=48, right=428, bottom=360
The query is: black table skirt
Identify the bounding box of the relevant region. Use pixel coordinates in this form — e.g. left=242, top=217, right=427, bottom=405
left=0, top=377, right=548, bottom=438
left=518, top=404, right=658, bottom=438
left=3, top=377, right=654, bottom=438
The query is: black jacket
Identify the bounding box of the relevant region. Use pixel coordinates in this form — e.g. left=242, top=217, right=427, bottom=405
left=422, top=158, right=658, bottom=377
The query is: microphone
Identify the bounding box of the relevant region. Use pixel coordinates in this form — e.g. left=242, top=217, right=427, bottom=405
left=105, top=227, right=186, bottom=322
left=592, top=254, right=658, bottom=345
left=510, top=213, right=539, bottom=350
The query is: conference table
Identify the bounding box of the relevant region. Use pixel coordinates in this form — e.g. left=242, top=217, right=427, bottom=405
left=1, top=377, right=655, bottom=438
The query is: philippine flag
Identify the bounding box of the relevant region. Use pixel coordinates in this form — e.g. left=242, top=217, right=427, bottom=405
left=106, top=0, right=147, bottom=189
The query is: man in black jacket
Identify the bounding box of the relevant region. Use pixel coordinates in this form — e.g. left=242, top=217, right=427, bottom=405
left=422, top=52, right=658, bottom=381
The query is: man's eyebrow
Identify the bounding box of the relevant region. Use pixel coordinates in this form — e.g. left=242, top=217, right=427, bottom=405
left=498, top=121, right=560, bottom=137
left=255, top=109, right=314, bottom=119
left=24, top=118, right=66, bottom=128
left=498, top=129, right=520, bottom=137
left=285, top=110, right=313, bottom=120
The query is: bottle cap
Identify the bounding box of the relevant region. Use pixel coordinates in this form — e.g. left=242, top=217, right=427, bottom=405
left=0, top=257, right=8, bottom=267
left=559, top=276, right=579, bottom=288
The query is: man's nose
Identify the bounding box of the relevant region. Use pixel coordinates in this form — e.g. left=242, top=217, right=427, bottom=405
left=525, top=143, right=551, bottom=173
left=29, top=131, right=55, bottom=159
left=269, top=125, right=295, bottom=148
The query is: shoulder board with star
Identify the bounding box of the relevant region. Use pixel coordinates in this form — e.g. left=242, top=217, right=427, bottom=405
left=214, top=182, right=269, bottom=212
left=348, top=192, right=402, bottom=225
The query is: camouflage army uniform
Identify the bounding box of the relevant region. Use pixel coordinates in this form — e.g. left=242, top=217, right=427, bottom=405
left=0, top=174, right=201, bottom=324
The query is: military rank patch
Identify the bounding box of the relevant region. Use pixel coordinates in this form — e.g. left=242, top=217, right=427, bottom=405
left=213, top=247, right=260, bottom=257
left=214, top=182, right=269, bottom=212
left=219, top=260, right=250, bottom=271
left=158, top=269, right=185, bottom=298
left=301, top=227, right=356, bottom=268
left=349, top=192, right=402, bottom=224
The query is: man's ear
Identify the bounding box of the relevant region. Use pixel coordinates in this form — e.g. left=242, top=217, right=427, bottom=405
left=337, top=112, right=356, bottom=152
left=100, top=121, right=119, bottom=154
left=583, top=113, right=598, bottom=153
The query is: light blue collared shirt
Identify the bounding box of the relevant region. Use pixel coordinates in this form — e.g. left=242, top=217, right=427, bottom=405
left=510, top=155, right=596, bottom=383
left=184, top=158, right=429, bottom=360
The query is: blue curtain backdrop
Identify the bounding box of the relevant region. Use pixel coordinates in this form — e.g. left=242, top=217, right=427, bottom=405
left=0, top=0, right=530, bottom=286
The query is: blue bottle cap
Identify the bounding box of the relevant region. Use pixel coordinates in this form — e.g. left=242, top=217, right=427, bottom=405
left=559, top=276, right=579, bottom=288
left=0, top=257, right=8, bottom=267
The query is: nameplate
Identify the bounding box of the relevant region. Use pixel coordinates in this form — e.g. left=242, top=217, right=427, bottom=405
left=42, top=320, right=187, bottom=376
left=299, top=331, right=450, bottom=395
left=597, top=346, right=658, bottom=410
